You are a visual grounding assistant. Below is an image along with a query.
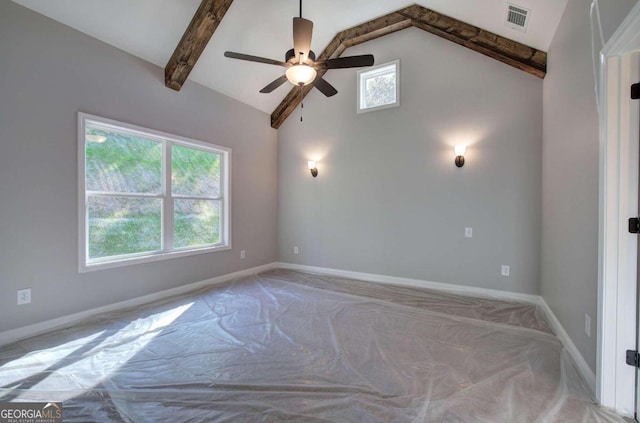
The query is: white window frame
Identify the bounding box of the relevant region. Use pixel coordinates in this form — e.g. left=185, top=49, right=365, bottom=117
left=78, top=112, right=231, bottom=272
left=357, top=59, right=400, bottom=114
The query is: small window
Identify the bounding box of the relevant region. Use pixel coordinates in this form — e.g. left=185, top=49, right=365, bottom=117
left=78, top=113, right=231, bottom=272
left=357, top=60, right=400, bottom=113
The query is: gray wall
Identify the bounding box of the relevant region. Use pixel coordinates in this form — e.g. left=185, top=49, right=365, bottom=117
left=541, top=0, right=637, bottom=372
left=0, top=1, right=278, bottom=333
left=278, top=27, right=543, bottom=294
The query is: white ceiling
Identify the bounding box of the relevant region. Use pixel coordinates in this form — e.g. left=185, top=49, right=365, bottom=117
left=12, top=0, right=568, bottom=114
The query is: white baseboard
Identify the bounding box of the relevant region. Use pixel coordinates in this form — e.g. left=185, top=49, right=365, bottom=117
left=276, top=262, right=596, bottom=395
left=537, top=297, right=597, bottom=394
left=276, top=262, right=541, bottom=304
left=0, top=262, right=277, bottom=347
left=0, top=261, right=596, bottom=398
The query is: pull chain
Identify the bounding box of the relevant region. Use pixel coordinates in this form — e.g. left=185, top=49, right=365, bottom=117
left=299, top=85, right=304, bottom=122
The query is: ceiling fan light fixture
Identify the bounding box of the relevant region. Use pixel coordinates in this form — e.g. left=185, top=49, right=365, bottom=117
left=285, top=64, right=317, bottom=86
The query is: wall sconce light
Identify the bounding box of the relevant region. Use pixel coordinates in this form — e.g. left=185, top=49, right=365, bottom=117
left=308, top=160, right=318, bottom=177
left=454, top=145, right=466, bottom=168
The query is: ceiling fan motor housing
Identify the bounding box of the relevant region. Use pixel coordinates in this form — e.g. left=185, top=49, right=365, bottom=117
left=286, top=48, right=316, bottom=64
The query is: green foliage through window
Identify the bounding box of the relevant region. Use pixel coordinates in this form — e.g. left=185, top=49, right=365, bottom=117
left=88, top=197, right=161, bottom=259
left=86, top=129, right=162, bottom=194
left=83, top=118, right=227, bottom=265
left=172, top=145, right=220, bottom=197
left=174, top=199, right=220, bottom=248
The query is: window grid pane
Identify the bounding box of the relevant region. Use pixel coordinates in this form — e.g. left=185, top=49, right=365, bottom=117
left=85, top=125, right=162, bottom=194
left=87, top=196, right=162, bottom=260
left=172, top=145, right=221, bottom=198
left=363, top=72, right=397, bottom=109
left=173, top=199, right=221, bottom=249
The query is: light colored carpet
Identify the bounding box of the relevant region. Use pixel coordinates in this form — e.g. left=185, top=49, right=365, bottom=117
left=0, top=269, right=625, bottom=422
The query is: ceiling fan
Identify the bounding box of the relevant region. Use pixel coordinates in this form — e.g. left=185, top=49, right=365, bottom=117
left=224, top=0, right=375, bottom=97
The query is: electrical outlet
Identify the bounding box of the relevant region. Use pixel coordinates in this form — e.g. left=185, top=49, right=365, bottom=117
left=501, top=265, right=510, bottom=276
left=240, top=250, right=246, bottom=259
left=465, top=227, right=473, bottom=238
left=585, top=314, right=591, bottom=337
left=293, top=246, right=299, bottom=255
left=17, top=288, right=31, bottom=305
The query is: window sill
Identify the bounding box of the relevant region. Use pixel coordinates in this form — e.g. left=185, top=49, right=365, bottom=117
left=80, top=244, right=232, bottom=273
left=357, top=101, right=400, bottom=114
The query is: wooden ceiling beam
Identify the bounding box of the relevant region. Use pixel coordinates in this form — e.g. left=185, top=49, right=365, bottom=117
left=398, top=4, right=546, bottom=79
left=270, top=4, right=547, bottom=129
left=165, top=0, right=234, bottom=91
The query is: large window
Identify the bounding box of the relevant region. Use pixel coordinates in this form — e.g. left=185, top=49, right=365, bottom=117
left=357, top=60, right=400, bottom=113
left=78, top=113, right=230, bottom=271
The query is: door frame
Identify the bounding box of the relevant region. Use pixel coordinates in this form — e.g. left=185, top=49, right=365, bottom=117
left=598, top=2, right=640, bottom=416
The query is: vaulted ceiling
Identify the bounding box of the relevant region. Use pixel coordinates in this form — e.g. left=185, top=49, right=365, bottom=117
left=12, top=0, right=568, bottom=117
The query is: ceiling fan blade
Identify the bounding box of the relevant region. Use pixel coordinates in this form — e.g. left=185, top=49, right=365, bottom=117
left=224, top=51, right=288, bottom=67
left=315, top=54, right=375, bottom=69
left=259, top=75, right=289, bottom=93
left=293, top=17, right=313, bottom=62
left=313, top=77, right=338, bottom=97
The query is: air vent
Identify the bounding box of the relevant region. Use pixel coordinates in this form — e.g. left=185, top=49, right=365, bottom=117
left=505, top=3, right=530, bottom=32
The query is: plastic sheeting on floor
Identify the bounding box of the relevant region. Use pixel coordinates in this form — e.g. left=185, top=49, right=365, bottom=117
left=0, top=269, right=624, bottom=422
